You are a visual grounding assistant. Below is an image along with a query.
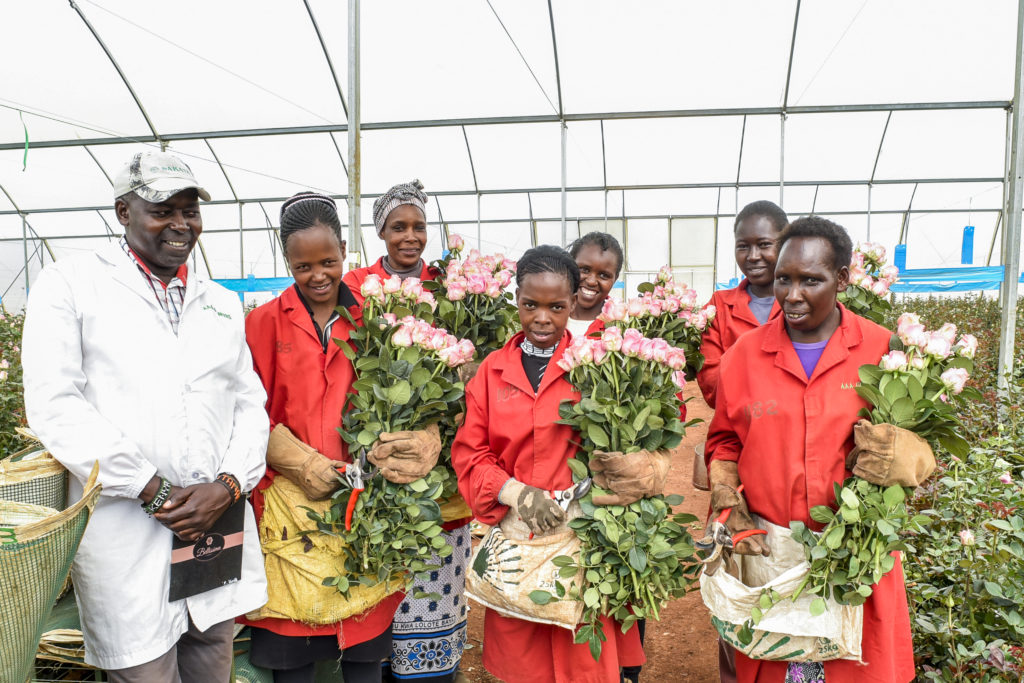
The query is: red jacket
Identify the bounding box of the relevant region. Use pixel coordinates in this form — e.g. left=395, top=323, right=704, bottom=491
left=696, top=279, right=781, bottom=408
left=342, top=257, right=440, bottom=306
left=241, top=284, right=402, bottom=642
left=451, top=331, right=644, bottom=682
left=706, top=306, right=913, bottom=683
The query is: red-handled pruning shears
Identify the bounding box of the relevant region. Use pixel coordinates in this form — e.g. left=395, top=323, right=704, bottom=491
left=338, top=452, right=378, bottom=531
left=695, top=484, right=768, bottom=566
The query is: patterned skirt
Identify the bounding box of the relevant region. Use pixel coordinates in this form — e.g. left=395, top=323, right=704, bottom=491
left=785, top=662, right=825, bottom=683
left=388, top=524, right=471, bottom=681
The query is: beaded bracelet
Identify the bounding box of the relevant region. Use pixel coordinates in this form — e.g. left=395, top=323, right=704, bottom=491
left=141, top=477, right=172, bottom=515
left=215, top=472, right=242, bottom=504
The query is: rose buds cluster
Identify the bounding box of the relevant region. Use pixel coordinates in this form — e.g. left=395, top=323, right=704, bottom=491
left=441, top=241, right=516, bottom=302
left=388, top=316, right=475, bottom=367
left=849, top=243, right=899, bottom=297
left=894, top=313, right=978, bottom=365
left=557, top=327, right=687, bottom=389
left=361, top=273, right=437, bottom=311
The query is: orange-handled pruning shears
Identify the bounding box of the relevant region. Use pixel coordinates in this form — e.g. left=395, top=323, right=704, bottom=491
left=339, top=452, right=378, bottom=531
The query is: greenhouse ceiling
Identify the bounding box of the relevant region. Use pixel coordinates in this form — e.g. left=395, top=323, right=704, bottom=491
left=0, top=0, right=1022, bottom=310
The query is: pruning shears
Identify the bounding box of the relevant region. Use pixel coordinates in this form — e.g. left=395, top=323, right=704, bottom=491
left=338, top=452, right=378, bottom=531
left=528, top=477, right=593, bottom=539
left=695, top=484, right=768, bottom=570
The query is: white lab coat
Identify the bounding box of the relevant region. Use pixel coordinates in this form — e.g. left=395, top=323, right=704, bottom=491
left=22, top=242, right=269, bottom=671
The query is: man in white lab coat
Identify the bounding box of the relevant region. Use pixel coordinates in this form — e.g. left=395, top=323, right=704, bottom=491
left=22, top=151, right=269, bottom=682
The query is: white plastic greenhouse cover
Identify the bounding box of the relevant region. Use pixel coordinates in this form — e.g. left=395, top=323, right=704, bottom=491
left=1, top=0, right=1022, bottom=309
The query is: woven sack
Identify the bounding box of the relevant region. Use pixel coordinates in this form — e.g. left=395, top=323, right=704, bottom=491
left=465, top=511, right=584, bottom=630
left=700, top=517, right=863, bottom=663
left=0, top=462, right=100, bottom=683
left=246, top=476, right=404, bottom=625
left=0, top=446, right=68, bottom=511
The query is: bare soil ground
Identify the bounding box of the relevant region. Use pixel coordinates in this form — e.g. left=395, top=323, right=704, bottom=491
left=459, top=383, right=720, bottom=682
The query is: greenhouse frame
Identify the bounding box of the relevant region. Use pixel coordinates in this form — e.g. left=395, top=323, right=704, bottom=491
left=2, top=0, right=1023, bottom=382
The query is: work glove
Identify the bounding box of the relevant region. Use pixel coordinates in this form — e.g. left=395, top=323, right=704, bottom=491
left=708, top=460, right=770, bottom=557
left=267, top=424, right=344, bottom=500
left=498, top=479, right=566, bottom=537
left=367, top=422, right=442, bottom=484
left=589, top=449, right=672, bottom=506
left=458, top=361, right=481, bottom=385
left=846, top=419, right=936, bottom=487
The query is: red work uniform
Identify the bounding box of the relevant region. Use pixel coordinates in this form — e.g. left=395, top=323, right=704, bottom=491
left=451, top=331, right=646, bottom=683
left=705, top=305, right=914, bottom=683
left=342, top=257, right=440, bottom=307
left=697, top=279, right=782, bottom=408
left=240, top=284, right=403, bottom=644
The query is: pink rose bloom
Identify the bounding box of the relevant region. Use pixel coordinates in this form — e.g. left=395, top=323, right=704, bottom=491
left=849, top=265, right=868, bottom=282
left=954, top=334, right=978, bottom=359
left=940, top=367, right=969, bottom=394
left=576, top=342, right=594, bottom=365
left=897, top=312, right=921, bottom=329
left=496, top=270, right=513, bottom=289
left=937, top=323, right=958, bottom=343
left=704, top=304, right=717, bottom=323
left=880, top=265, right=899, bottom=282
left=626, top=298, right=645, bottom=318
left=681, top=288, right=699, bottom=307
left=1000, top=472, right=1013, bottom=485
left=870, top=243, right=886, bottom=261
left=391, top=326, right=413, bottom=347
left=467, top=274, right=488, bottom=295
left=401, top=277, right=423, bottom=299
left=591, top=340, right=608, bottom=365
left=650, top=338, right=670, bottom=364
left=898, top=323, right=928, bottom=349
left=671, top=370, right=687, bottom=390
left=666, top=348, right=687, bottom=371
left=621, top=328, right=644, bottom=357
left=448, top=233, right=465, bottom=252
left=924, top=333, right=953, bottom=359
left=689, top=310, right=709, bottom=331
left=662, top=295, right=681, bottom=314
left=484, top=280, right=502, bottom=298
left=647, top=298, right=664, bottom=316
left=851, top=251, right=866, bottom=269
left=909, top=354, right=928, bottom=370
left=428, top=328, right=449, bottom=350
left=416, top=291, right=437, bottom=310
left=447, top=260, right=464, bottom=277
left=601, top=326, right=623, bottom=352
left=503, top=258, right=517, bottom=272
left=463, top=262, right=482, bottom=277
left=657, top=265, right=673, bottom=284
left=600, top=299, right=628, bottom=322
left=438, top=346, right=460, bottom=367
left=870, top=279, right=889, bottom=297
left=411, top=322, right=433, bottom=346
left=456, top=339, right=476, bottom=363
left=880, top=350, right=908, bottom=371
left=361, top=274, right=384, bottom=300
left=959, top=529, right=975, bottom=546
left=447, top=280, right=468, bottom=301
left=556, top=358, right=573, bottom=372
left=383, top=275, right=403, bottom=295
left=637, top=339, right=656, bottom=361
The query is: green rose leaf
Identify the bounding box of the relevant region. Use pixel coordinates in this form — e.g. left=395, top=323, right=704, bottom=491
left=529, top=590, right=553, bottom=605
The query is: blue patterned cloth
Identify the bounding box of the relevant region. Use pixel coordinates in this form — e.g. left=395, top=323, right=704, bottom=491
left=389, top=524, right=471, bottom=681
left=786, top=661, right=825, bottom=682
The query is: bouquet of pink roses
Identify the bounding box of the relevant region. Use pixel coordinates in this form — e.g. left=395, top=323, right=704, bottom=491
left=838, top=241, right=899, bottom=324
left=600, top=266, right=715, bottom=379
left=424, top=234, right=518, bottom=362
left=306, top=281, right=473, bottom=595
left=528, top=329, right=701, bottom=660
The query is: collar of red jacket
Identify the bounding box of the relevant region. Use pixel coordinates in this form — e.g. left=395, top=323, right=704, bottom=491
left=489, top=330, right=573, bottom=396
left=721, top=278, right=781, bottom=321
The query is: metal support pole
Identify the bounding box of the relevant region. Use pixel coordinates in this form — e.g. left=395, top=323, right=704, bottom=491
left=476, top=194, right=482, bottom=249
left=997, top=0, right=1024, bottom=396
left=347, top=0, right=362, bottom=260
left=238, top=202, right=245, bottom=278
left=560, top=122, right=568, bottom=246
left=21, top=213, right=29, bottom=298
left=779, top=114, right=786, bottom=205
left=867, top=184, right=872, bottom=240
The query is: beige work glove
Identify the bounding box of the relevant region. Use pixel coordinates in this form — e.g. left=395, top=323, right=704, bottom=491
left=267, top=424, right=343, bottom=500
left=846, top=419, right=936, bottom=487
left=589, top=449, right=672, bottom=506
left=498, top=479, right=566, bottom=536
left=458, top=361, right=481, bottom=385
left=367, top=423, right=442, bottom=484
left=709, top=460, right=770, bottom=557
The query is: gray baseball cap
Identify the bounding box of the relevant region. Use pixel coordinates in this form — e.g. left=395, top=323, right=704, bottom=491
left=112, top=151, right=211, bottom=204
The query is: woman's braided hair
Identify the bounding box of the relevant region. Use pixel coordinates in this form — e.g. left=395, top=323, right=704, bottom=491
left=279, top=191, right=344, bottom=256
left=516, top=245, right=581, bottom=293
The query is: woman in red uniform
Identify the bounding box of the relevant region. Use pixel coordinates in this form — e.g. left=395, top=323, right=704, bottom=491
left=451, top=245, right=646, bottom=683
left=343, top=179, right=438, bottom=305
left=697, top=200, right=787, bottom=409
left=567, top=231, right=624, bottom=339
left=344, top=180, right=472, bottom=683
left=243, top=192, right=439, bottom=683
left=705, top=216, right=920, bottom=683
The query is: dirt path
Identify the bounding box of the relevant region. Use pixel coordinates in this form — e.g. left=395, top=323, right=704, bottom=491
left=459, top=383, right=720, bottom=682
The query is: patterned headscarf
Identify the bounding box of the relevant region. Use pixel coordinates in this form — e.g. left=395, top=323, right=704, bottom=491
left=373, top=179, right=428, bottom=237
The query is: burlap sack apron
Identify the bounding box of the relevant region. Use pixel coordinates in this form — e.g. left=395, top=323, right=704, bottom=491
left=247, top=476, right=403, bottom=624
left=466, top=503, right=584, bottom=631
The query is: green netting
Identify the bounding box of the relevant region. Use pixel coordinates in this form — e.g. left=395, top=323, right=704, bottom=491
left=231, top=629, right=274, bottom=683
left=0, top=450, right=68, bottom=511
left=0, top=488, right=97, bottom=683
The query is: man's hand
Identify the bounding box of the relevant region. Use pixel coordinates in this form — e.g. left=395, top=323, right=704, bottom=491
left=153, top=482, right=233, bottom=542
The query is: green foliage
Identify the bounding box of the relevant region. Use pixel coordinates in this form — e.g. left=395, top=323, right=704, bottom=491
left=0, top=308, right=27, bottom=457
left=838, top=283, right=893, bottom=325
